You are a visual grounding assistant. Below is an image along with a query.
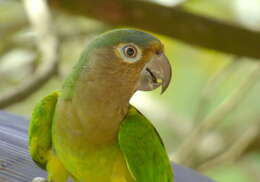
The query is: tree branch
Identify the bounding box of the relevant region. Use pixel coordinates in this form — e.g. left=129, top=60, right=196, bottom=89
left=49, top=0, right=260, bottom=59
left=0, top=0, right=59, bottom=109
left=193, top=59, right=240, bottom=123
left=172, top=62, right=260, bottom=166
left=198, top=125, right=260, bottom=171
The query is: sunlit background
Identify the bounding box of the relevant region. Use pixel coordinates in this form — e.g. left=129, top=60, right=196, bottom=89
left=1, top=0, right=260, bottom=181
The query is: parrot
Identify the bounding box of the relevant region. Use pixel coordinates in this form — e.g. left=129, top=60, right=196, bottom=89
left=28, top=29, right=173, bottom=182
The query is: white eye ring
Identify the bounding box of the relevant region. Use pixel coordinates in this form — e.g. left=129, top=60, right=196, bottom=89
left=118, top=43, right=142, bottom=63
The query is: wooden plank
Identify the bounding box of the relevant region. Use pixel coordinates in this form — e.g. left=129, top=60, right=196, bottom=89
left=0, top=111, right=215, bottom=182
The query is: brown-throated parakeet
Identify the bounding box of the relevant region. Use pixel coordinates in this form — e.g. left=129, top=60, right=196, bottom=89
left=29, top=29, right=173, bottom=182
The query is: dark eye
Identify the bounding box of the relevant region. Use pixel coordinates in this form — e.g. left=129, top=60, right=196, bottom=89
left=123, top=45, right=137, bottom=58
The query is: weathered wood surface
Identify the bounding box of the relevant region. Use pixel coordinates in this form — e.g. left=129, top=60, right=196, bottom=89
left=0, top=111, right=215, bottom=182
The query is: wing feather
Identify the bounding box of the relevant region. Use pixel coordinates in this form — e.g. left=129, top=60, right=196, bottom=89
left=118, top=106, right=173, bottom=182
left=28, top=91, right=59, bottom=169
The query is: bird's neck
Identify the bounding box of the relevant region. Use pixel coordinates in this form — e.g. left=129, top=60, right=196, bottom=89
left=74, top=77, right=132, bottom=124
left=69, top=69, right=137, bottom=143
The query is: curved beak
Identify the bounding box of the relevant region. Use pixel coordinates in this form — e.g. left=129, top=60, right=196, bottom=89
left=136, top=53, right=172, bottom=94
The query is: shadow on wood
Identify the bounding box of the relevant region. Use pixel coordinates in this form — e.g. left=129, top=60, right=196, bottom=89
left=0, top=111, right=215, bottom=182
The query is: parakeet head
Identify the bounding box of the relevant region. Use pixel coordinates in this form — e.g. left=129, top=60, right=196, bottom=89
left=86, top=29, right=171, bottom=92
left=63, top=29, right=172, bottom=100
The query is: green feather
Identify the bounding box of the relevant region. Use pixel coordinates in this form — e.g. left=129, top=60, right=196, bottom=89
left=28, top=91, right=59, bottom=169
left=118, top=106, right=173, bottom=182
